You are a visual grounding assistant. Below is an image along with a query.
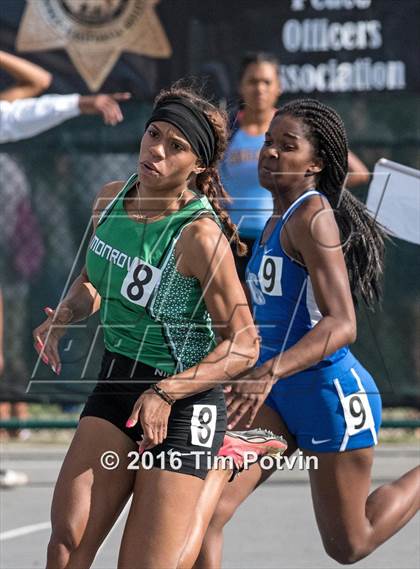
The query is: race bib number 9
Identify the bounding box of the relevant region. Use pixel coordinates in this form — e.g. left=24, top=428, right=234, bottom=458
left=258, top=255, right=283, bottom=296
left=120, top=257, right=161, bottom=307
left=191, top=404, right=217, bottom=448
left=334, top=379, right=375, bottom=437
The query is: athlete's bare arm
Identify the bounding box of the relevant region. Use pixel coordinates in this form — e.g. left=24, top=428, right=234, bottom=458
left=0, top=50, right=52, bottom=101
left=264, top=195, right=356, bottom=379
left=32, top=180, right=124, bottom=373
left=126, top=216, right=259, bottom=448
left=63, top=180, right=125, bottom=317
left=347, top=150, right=370, bottom=187
left=227, top=195, right=357, bottom=428
left=156, top=217, right=259, bottom=400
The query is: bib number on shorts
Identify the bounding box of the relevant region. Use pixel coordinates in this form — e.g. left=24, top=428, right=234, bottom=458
left=190, top=404, right=217, bottom=448
left=334, top=380, right=375, bottom=437
left=258, top=255, right=283, bottom=296
left=120, top=257, right=161, bottom=307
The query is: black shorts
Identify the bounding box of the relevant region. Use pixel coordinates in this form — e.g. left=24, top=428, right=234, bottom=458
left=234, top=237, right=255, bottom=282
left=80, top=350, right=227, bottom=479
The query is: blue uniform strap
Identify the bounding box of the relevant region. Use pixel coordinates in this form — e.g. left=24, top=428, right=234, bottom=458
left=282, top=189, right=324, bottom=226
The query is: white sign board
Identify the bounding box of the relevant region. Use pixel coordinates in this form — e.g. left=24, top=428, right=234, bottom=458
left=366, top=159, right=420, bottom=246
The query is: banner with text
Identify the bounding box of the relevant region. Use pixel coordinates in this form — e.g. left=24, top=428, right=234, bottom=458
left=1, top=0, right=419, bottom=97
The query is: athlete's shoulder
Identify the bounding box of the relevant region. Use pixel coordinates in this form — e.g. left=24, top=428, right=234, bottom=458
left=286, top=192, right=340, bottom=250
left=287, top=193, right=333, bottom=230
left=92, top=179, right=124, bottom=213
left=296, top=191, right=331, bottom=216
left=95, top=180, right=125, bottom=206
left=179, top=216, right=234, bottom=281
left=181, top=216, right=229, bottom=259
left=181, top=215, right=224, bottom=250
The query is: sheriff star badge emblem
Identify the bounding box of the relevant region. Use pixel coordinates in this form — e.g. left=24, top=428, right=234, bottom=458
left=16, top=0, right=172, bottom=92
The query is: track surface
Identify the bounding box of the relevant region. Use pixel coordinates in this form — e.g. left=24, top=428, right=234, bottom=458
left=1, top=443, right=419, bottom=569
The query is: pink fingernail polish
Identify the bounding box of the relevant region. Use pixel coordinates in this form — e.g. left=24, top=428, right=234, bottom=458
left=126, top=419, right=135, bottom=428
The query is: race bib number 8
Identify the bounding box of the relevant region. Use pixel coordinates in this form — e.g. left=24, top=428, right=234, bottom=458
left=120, top=257, right=161, bottom=307
left=191, top=404, right=217, bottom=448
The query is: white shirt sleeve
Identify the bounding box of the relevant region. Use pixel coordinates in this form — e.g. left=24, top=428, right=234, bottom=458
left=0, top=94, right=81, bottom=143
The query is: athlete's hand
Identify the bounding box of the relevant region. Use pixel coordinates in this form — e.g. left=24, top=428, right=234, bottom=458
left=226, top=364, right=275, bottom=429
left=78, top=93, right=131, bottom=125
left=32, top=305, right=72, bottom=375
left=126, top=390, right=171, bottom=451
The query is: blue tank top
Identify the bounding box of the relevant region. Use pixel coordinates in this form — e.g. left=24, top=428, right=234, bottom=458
left=246, top=189, right=348, bottom=370
left=221, top=128, right=273, bottom=239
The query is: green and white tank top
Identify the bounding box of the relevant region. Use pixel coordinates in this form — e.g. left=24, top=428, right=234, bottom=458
left=86, top=173, right=219, bottom=374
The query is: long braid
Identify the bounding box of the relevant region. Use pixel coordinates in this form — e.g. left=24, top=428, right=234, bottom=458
left=195, top=167, right=247, bottom=256
left=154, top=85, right=247, bottom=256
left=196, top=109, right=247, bottom=256
left=276, top=99, right=385, bottom=307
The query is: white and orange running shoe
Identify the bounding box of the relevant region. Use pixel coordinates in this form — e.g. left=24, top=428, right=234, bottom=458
left=217, top=429, right=287, bottom=480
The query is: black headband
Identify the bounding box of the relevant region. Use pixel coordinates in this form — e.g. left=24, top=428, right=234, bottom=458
left=144, top=96, right=216, bottom=166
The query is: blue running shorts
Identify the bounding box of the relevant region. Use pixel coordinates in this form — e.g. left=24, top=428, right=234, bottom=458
left=265, top=351, right=382, bottom=452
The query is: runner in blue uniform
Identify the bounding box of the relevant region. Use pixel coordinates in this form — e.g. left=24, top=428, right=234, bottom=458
left=177, top=99, right=419, bottom=569
left=223, top=52, right=370, bottom=287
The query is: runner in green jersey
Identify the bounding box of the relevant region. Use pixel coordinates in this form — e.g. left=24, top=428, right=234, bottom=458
left=32, top=85, right=287, bottom=569
left=85, top=171, right=221, bottom=375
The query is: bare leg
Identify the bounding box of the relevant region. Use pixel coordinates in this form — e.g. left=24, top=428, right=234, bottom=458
left=0, top=401, right=11, bottom=440
left=117, top=469, right=206, bottom=569
left=12, top=401, right=29, bottom=420
left=186, top=405, right=297, bottom=569
left=10, top=401, right=29, bottom=438
left=177, top=469, right=231, bottom=569
left=306, top=448, right=420, bottom=564
left=46, top=417, right=136, bottom=569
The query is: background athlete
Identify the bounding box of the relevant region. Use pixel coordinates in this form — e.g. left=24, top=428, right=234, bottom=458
left=32, top=85, right=265, bottom=569
left=177, top=99, right=419, bottom=569
left=222, top=51, right=370, bottom=288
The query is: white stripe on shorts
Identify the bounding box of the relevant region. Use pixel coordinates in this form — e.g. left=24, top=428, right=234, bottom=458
left=333, top=378, right=350, bottom=452
left=350, top=367, right=378, bottom=445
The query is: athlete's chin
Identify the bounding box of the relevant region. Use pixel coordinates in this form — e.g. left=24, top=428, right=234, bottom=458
left=258, top=170, right=278, bottom=192
left=250, top=98, right=269, bottom=112
left=138, top=169, right=166, bottom=189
